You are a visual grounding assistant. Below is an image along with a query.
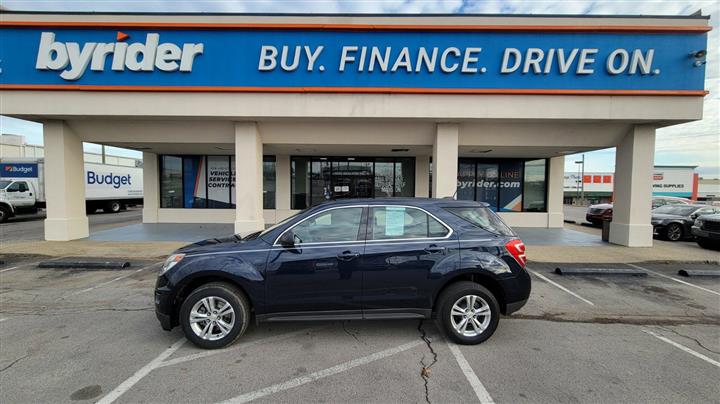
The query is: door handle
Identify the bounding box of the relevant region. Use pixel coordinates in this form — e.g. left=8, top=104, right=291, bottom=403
left=424, top=246, right=446, bottom=254
left=337, top=251, right=360, bottom=261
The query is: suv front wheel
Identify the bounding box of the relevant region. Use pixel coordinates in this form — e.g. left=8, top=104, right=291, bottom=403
left=179, top=282, right=250, bottom=349
left=437, top=282, right=500, bottom=345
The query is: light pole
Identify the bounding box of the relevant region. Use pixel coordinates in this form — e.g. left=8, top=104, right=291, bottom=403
left=575, top=154, right=585, bottom=205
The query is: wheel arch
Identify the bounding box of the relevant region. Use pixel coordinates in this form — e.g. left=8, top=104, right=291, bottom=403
left=172, top=272, right=255, bottom=327
left=432, top=271, right=508, bottom=315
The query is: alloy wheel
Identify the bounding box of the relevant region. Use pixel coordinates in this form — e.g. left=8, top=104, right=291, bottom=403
left=450, top=294, right=491, bottom=337
left=666, top=224, right=682, bottom=241
left=189, top=296, right=235, bottom=341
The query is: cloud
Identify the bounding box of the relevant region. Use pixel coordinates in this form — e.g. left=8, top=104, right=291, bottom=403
left=2, top=0, right=718, bottom=176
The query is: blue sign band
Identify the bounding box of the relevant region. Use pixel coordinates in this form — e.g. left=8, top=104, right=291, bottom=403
left=0, top=26, right=708, bottom=92
left=1, top=163, right=38, bottom=178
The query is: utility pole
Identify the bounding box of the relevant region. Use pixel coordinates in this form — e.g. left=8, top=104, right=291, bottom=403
left=574, top=154, right=585, bottom=205
left=580, top=153, right=585, bottom=204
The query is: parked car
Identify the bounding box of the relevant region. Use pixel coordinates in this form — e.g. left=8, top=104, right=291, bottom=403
left=155, top=198, right=531, bottom=349
left=691, top=213, right=720, bottom=250
left=585, top=196, right=693, bottom=226
left=651, top=204, right=720, bottom=241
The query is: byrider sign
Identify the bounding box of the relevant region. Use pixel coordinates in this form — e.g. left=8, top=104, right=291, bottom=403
left=0, top=23, right=709, bottom=94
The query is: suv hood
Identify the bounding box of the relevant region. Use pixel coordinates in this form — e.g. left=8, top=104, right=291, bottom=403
left=175, top=233, right=267, bottom=255
left=589, top=203, right=613, bottom=210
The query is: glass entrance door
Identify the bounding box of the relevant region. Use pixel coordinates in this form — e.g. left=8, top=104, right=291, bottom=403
left=331, top=160, right=373, bottom=199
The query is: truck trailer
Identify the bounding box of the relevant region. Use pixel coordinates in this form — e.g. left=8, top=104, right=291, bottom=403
left=0, top=159, right=143, bottom=222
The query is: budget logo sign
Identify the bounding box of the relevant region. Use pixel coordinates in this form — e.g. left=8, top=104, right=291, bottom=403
left=0, top=164, right=38, bottom=178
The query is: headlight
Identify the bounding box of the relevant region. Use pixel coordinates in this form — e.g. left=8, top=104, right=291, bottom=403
left=160, top=253, right=185, bottom=275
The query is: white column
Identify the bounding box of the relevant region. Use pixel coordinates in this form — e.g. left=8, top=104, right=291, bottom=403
left=43, top=120, right=89, bottom=241
left=414, top=155, right=430, bottom=198
left=609, top=125, right=655, bottom=247
left=546, top=156, right=565, bottom=228
left=234, top=122, right=264, bottom=234
left=432, top=123, right=459, bottom=199
left=142, top=152, right=159, bottom=223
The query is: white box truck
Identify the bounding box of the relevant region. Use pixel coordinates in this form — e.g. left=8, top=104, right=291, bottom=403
left=0, top=159, right=143, bottom=222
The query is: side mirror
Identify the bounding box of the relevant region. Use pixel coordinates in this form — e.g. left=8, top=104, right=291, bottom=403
left=278, top=230, right=295, bottom=248
left=6, top=187, right=17, bottom=193
left=690, top=213, right=699, bottom=219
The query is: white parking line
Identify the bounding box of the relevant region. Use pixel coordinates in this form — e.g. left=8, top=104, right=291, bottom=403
left=57, top=261, right=161, bottom=300
left=217, top=340, right=424, bottom=404
left=0, top=266, right=21, bottom=273
left=446, top=341, right=495, bottom=404
left=96, top=337, right=186, bottom=404
left=157, top=327, right=323, bottom=369
left=0, top=318, right=8, bottom=322
left=628, top=263, right=720, bottom=297
left=643, top=329, right=720, bottom=368
left=527, top=268, right=595, bottom=306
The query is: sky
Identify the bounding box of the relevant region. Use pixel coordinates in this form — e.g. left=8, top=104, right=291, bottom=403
left=0, top=0, right=718, bottom=177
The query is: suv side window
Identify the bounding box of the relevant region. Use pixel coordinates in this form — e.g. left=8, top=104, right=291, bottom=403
left=291, top=207, right=363, bottom=244
left=370, top=206, right=449, bottom=240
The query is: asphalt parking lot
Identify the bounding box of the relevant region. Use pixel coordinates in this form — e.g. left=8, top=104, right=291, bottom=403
left=0, top=256, right=718, bottom=404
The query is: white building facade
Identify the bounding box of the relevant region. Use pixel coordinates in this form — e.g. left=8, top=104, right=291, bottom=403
left=0, top=12, right=710, bottom=247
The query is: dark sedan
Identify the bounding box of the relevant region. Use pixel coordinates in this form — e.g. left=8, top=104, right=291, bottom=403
left=155, top=198, right=531, bottom=349
left=692, top=213, right=720, bottom=250
left=651, top=204, right=720, bottom=241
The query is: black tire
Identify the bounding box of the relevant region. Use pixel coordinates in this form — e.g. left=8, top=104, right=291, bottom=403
left=697, top=238, right=720, bottom=251
left=103, top=200, right=122, bottom=213
left=179, top=282, right=250, bottom=349
left=437, top=281, right=500, bottom=345
left=664, top=223, right=683, bottom=241
left=0, top=206, right=10, bottom=223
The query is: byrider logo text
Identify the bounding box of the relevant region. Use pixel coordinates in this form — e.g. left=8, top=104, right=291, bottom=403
left=35, top=32, right=204, bottom=81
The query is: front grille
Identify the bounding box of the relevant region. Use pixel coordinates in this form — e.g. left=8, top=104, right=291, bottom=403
left=704, top=221, right=720, bottom=232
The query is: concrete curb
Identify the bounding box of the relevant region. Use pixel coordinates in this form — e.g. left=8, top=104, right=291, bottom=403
left=38, top=260, right=131, bottom=270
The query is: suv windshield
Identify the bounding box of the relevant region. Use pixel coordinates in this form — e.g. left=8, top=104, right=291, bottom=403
left=0, top=180, right=11, bottom=189
left=653, top=205, right=698, bottom=216
left=444, top=207, right=515, bottom=237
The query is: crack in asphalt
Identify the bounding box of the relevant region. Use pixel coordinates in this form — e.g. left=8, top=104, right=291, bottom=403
left=341, top=321, right=362, bottom=344
left=0, top=307, right=152, bottom=316
left=511, top=313, right=720, bottom=326
left=0, top=354, right=28, bottom=373
left=417, top=320, right=438, bottom=404
left=657, top=326, right=720, bottom=355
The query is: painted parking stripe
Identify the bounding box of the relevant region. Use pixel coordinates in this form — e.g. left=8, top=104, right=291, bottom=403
left=157, top=327, right=323, bottom=369
left=628, top=263, right=720, bottom=297
left=96, top=337, right=186, bottom=404
left=57, top=261, right=162, bottom=300
left=217, top=340, right=424, bottom=404
left=643, top=329, right=720, bottom=368
left=446, top=341, right=495, bottom=404
left=0, top=318, right=8, bottom=322
left=527, top=268, right=595, bottom=306
left=0, top=265, right=21, bottom=273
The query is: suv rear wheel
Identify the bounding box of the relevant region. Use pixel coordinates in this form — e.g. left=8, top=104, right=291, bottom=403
left=437, top=282, right=500, bottom=345
left=179, top=282, right=250, bottom=349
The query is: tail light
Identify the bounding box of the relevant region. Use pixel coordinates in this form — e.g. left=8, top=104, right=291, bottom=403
left=505, top=239, right=526, bottom=268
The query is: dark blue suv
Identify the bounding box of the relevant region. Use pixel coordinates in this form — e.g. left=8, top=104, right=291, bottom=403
left=155, top=198, right=531, bottom=349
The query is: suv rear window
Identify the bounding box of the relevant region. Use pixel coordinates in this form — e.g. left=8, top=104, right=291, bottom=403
left=444, top=207, right=515, bottom=237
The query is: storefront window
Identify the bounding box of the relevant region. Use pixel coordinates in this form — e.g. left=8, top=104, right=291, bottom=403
left=160, top=155, right=182, bottom=208
left=523, top=159, right=547, bottom=212
left=291, top=156, right=416, bottom=209
left=394, top=158, right=415, bottom=197
left=498, top=160, right=522, bottom=212
left=159, top=154, right=275, bottom=209
left=263, top=156, right=276, bottom=210
left=456, top=158, right=547, bottom=212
